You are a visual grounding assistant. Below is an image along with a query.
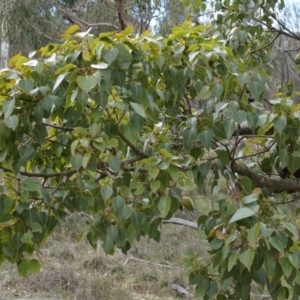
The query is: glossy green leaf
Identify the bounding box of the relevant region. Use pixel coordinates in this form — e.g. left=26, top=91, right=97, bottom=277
left=108, top=156, right=121, bottom=172
left=18, top=79, right=34, bottom=93
left=112, top=69, right=126, bottom=86
left=274, top=116, right=287, bottom=135
left=246, top=112, right=258, bottom=132
left=103, top=48, right=119, bottom=64
left=115, top=44, right=131, bottom=60
left=71, top=154, right=83, bottom=170
left=3, top=99, right=15, bottom=118
left=237, top=73, right=251, bottom=86
left=199, top=129, right=213, bottom=150
left=22, top=178, right=40, bottom=192
left=247, top=223, right=260, bottom=248
left=228, top=252, right=239, bottom=272
left=130, top=102, right=145, bottom=118
left=229, top=208, right=255, bottom=224
left=77, top=75, right=98, bottom=92
left=100, top=186, right=113, bottom=202
left=247, top=81, right=265, bottom=101
left=183, top=128, right=196, bottom=152
left=4, top=115, right=19, bottom=130
left=239, top=248, right=255, bottom=271
left=269, top=236, right=284, bottom=253
left=158, top=196, right=171, bottom=218
left=287, top=156, right=300, bottom=177
left=224, top=119, right=235, bottom=139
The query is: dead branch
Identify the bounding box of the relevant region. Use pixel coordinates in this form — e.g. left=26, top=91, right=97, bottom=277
left=162, top=218, right=198, bottom=229
left=123, top=256, right=179, bottom=269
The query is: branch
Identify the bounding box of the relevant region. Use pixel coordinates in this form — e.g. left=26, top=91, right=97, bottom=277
left=232, top=162, right=300, bottom=193
left=42, top=122, right=74, bottom=131
left=62, top=12, right=119, bottom=30
left=0, top=165, right=77, bottom=179
left=162, top=218, right=197, bottom=229
left=234, top=141, right=276, bottom=161
left=118, top=131, right=149, bottom=158
left=24, top=19, right=62, bottom=42
left=123, top=256, right=178, bottom=269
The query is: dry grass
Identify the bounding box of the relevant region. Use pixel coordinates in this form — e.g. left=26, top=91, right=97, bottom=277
left=0, top=204, right=208, bottom=300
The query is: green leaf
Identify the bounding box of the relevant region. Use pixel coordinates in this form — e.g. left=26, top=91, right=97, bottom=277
left=4, top=115, right=19, bottom=131
left=274, top=116, right=287, bottom=134
left=235, top=280, right=251, bottom=300
left=18, top=79, right=34, bottom=93
left=131, top=84, right=143, bottom=101
left=22, top=178, right=40, bottom=192
left=108, top=156, right=121, bottom=172
left=148, top=218, right=161, bottom=238
left=183, top=128, right=196, bottom=152
left=53, top=71, right=68, bottom=91
left=282, top=221, right=298, bottom=237
left=269, top=236, right=284, bottom=253
left=130, top=102, right=145, bottom=118
left=279, top=149, right=289, bottom=168
left=0, top=195, right=13, bottom=216
left=169, top=165, right=179, bottom=182
left=287, top=156, right=300, bottom=177
left=112, top=69, right=126, bottom=86
left=199, top=129, right=213, bottom=150
left=82, top=152, right=91, bottom=169
left=247, top=81, right=265, bottom=101
left=237, top=73, right=251, bottom=86
left=112, top=196, right=125, bottom=211
left=228, top=252, right=239, bottom=271
left=279, top=256, right=293, bottom=278
left=246, top=112, right=258, bottom=132
left=71, top=154, right=83, bottom=170
left=211, top=84, right=224, bottom=100
left=198, top=86, right=211, bottom=99
left=30, top=222, right=43, bottom=233
left=233, top=110, right=247, bottom=124
left=229, top=208, right=255, bottom=224
left=77, top=75, right=98, bottom=93
left=102, top=235, right=114, bottom=254
left=148, top=167, right=160, bottom=180
left=131, top=212, right=143, bottom=231
left=247, top=223, right=260, bottom=248
left=115, top=44, right=131, bottom=60
left=158, top=196, right=171, bottom=218
left=28, top=259, right=40, bottom=273
left=150, top=180, right=161, bottom=192
left=117, top=205, right=132, bottom=222
left=288, top=253, right=298, bottom=269
left=243, top=194, right=259, bottom=204
left=21, top=232, right=33, bottom=244
left=239, top=248, right=255, bottom=271
left=239, top=176, right=253, bottom=194
left=100, top=185, right=113, bottom=202
left=18, top=259, right=30, bottom=277
left=115, top=227, right=127, bottom=247
left=18, top=258, right=40, bottom=277
left=103, top=48, right=119, bottom=64
left=264, top=254, right=276, bottom=281
left=3, top=99, right=15, bottom=118
left=224, top=119, right=235, bottom=139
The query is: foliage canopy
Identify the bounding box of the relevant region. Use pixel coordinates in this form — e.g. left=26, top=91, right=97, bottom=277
left=1, top=0, right=300, bottom=299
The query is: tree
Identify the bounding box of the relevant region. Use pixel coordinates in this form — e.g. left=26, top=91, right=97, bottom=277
left=1, top=0, right=300, bottom=299
left=3, top=0, right=184, bottom=57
